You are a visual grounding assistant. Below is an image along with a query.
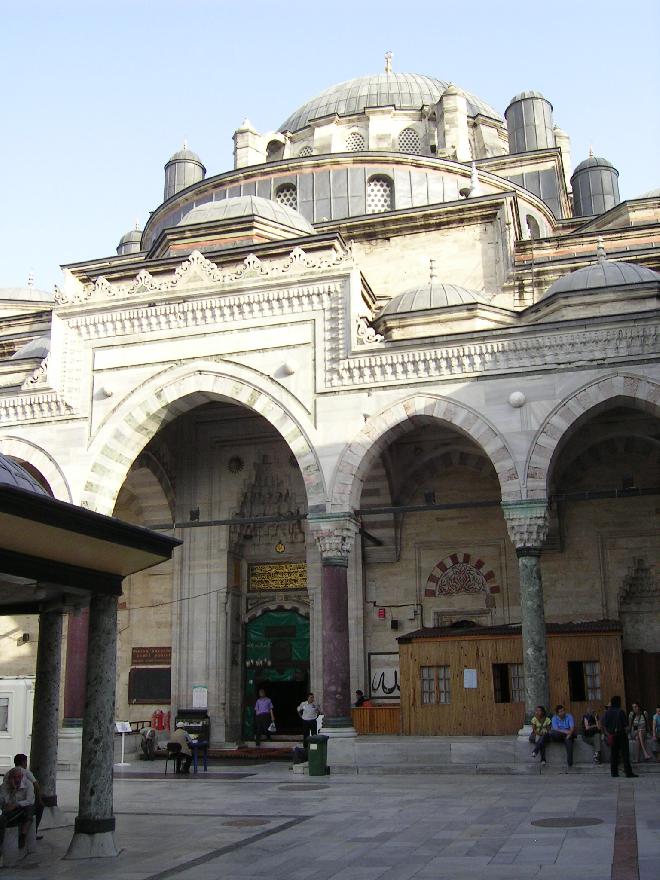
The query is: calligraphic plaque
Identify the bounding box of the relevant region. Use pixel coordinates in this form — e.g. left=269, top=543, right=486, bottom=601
left=248, top=562, right=307, bottom=592
left=131, top=646, right=172, bottom=666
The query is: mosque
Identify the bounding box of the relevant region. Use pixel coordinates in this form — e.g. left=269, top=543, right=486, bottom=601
left=1, top=60, right=659, bottom=752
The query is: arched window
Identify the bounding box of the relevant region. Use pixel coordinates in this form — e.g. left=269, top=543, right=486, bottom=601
left=298, top=145, right=313, bottom=157
left=345, top=131, right=365, bottom=152
left=398, top=128, right=421, bottom=154
left=276, top=183, right=297, bottom=209
left=367, top=175, right=393, bottom=213
left=526, top=214, right=541, bottom=240
left=267, top=140, right=284, bottom=162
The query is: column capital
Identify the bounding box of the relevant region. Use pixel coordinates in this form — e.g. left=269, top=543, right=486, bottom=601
left=308, top=513, right=359, bottom=566
left=501, top=500, right=549, bottom=552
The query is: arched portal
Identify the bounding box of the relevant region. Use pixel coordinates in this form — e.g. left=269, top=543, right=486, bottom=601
left=83, top=361, right=326, bottom=515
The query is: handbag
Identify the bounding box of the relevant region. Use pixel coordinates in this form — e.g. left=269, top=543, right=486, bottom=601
left=268, top=721, right=276, bottom=733
left=606, top=732, right=615, bottom=747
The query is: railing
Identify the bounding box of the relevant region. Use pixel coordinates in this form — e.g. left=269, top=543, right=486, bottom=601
left=352, top=705, right=402, bottom=735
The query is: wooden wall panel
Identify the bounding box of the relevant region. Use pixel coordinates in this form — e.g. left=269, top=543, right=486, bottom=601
left=352, top=706, right=402, bottom=735
left=400, top=631, right=624, bottom=736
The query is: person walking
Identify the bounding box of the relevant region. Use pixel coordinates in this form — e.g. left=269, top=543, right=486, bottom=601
left=601, top=695, right=637, bottom=778
left=628, top=702, right=651, bottom=762
left=549, top=705, right=576, bottom=767
left=529, top=705, right=551, bottom=765
left=297, top=692, right=321, bottom=745
left=254, top=688, right=275, bottom=747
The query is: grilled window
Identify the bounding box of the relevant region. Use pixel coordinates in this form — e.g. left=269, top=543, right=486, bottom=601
left=275, top=184, right=297, bottom=210
left=367, top=175, right=393, bottom=213
left=345, top=131, right=365, bottom=151
left=493, top=663, right=525, bottom=703
left=399, top=127, right=421, bottom=154
left=298, top=145, right=313, bottom=157
left=568, top=661, right=601, bottom=702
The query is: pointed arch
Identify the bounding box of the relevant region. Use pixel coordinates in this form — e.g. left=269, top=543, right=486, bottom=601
left=0, top=435, right=72, bottom=500
left=525, top=372, right=660, bottom=499
left=83, top=360, right=326, bottom=515
left=330, top=393, right=521, bottom=510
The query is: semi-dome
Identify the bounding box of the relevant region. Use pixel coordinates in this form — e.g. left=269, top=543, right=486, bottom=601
left=279, top=72, right=501, bottom=133
left=0, top=453, right=49, bottom=496
left=10, top=336, right=50, bottom=360
left=178, top=196, right=315, bottom=235
left=381, top=281, right=487, bottom=315
left=545, top=259, right=660, bottom=297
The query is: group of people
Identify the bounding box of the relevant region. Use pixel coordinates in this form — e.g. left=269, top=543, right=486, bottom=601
left=529, top=698, right=660, bottom=776
left=0, top=754, right=43, bottom=853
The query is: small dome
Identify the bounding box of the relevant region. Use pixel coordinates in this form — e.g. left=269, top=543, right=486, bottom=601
left=572, top=155, right=617, bottom=174
left=0, top=286, right=54, bottom=305
left=10, top=336, right=50, bottom=360
left=545, top=259, right=660, bottom=297
left=166, top=147, right=204, bottom=166
left=279, top=72, right=501, bottom=133
left=178, top=196, right=315, bottom=235
left=381, top=282, right=487, bottom=315
left=118, top=228, right=142, bottom=247
left=637, top=187, right=660, bottom=198
left=0, top=453, right=49, bottom=496
left=508, top=90, right=551, bottom=105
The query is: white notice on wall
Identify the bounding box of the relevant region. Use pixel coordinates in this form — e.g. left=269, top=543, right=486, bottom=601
left=192, top=685, right=208, bottom=709
left=115, top=721, right=131, bottom=733
left=463, top=669, right=477, bottom=689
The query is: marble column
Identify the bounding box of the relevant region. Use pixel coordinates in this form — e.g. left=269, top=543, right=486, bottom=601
left=502, top=501, right=550, bottom=722
left=63, top=608, right=89, bottom=726
left=29, top=609, right=67, bottom=828
left=309, top=515, right=358, bottom=730
left=65, top=593, right=119, bottom=859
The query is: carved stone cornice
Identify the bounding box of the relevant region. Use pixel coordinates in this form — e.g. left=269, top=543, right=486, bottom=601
left=308, top=514, right=359, bottom=566
left=501, top=501, right=549, bottom=552
left=55, top=245, right=354, bottom=306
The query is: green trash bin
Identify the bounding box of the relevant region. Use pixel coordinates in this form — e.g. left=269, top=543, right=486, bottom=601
left=307, top=734, right=329, bottom=776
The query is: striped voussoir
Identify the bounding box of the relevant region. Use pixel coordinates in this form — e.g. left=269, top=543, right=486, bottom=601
left=525, top=372, right=660, bottom=500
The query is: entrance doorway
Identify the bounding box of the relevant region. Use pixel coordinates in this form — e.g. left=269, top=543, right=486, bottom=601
left=244, top=610, right=309, bottom=739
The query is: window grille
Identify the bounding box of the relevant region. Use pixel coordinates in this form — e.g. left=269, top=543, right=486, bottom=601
left=509, top=663, right=525, bottom=703
left=345, top=131, right=365, bottom=151
left=298, top=146, right=313, bottom=157
left=421, top=666, right=451, bottom=704
left=275, top=184, right=297, bottom=210
left=398, top=127, right=421, bottom=154
left=367, top=176, right=393, bottom=213
left=584, top=661, right=601, bottom=700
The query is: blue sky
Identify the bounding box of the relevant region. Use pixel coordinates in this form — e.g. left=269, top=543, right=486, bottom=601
left=1, top=0, right=658, bottom=291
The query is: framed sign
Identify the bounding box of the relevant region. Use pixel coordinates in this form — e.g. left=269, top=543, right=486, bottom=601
left=368, top=652, right=400, bottom=701
left=248, top=563, right=307, bottom=592
left=131, top=646, right=172, bottom=666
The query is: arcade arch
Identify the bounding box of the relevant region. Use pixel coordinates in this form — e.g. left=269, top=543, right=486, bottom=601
left=0, top=436, right=70, bottom=500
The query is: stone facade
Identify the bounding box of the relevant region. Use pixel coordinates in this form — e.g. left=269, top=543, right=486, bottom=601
left=1, top=68, right=659, bottom=741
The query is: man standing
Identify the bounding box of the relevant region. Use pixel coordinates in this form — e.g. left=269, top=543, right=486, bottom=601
left=297, top=692, right=321, bottom=745
left=549, top=704, right=576, bottom=767
left=13, top=754, right=43, bottom=837
left=602, top=696, right=638, bottom=778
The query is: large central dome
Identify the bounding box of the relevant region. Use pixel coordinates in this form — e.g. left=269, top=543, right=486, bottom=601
left=279, top=72, right=501, bottom=133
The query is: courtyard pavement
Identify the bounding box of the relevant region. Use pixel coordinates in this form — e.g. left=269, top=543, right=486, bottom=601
left=3, top=760, right=658, bottom=880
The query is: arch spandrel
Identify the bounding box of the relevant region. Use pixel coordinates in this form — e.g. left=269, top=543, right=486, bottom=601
left=525, top=373, right=660, bottom=499
left=83, top=361, right=326, bottom=515
left=330, top=393, right=522, bottom=511
left=0, top=436, right=72, bottom=501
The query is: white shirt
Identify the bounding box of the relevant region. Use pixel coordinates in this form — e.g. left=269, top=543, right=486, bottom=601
left=298, top=701, right=320, bottom=721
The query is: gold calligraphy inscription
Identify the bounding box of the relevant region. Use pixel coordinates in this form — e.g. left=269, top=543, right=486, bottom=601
left=249, top=563, right=307, bottom=592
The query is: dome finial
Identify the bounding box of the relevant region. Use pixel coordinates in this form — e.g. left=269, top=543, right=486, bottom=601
left=384, top=50, right=392, bottom=74
left=596, top=235, right=607, bottom=262
left=429, top=258, right=437, bottom=283
left=27, top=271, right=34, bottom=288
left=588, top=144, right=594, bottom=159
left=183, top=138, right=188, bottom=150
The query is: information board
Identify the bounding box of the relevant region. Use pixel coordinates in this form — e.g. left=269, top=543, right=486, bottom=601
left=248, top=563, right=307, bottom=592
left=131, top=646, right=172, bottom=666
